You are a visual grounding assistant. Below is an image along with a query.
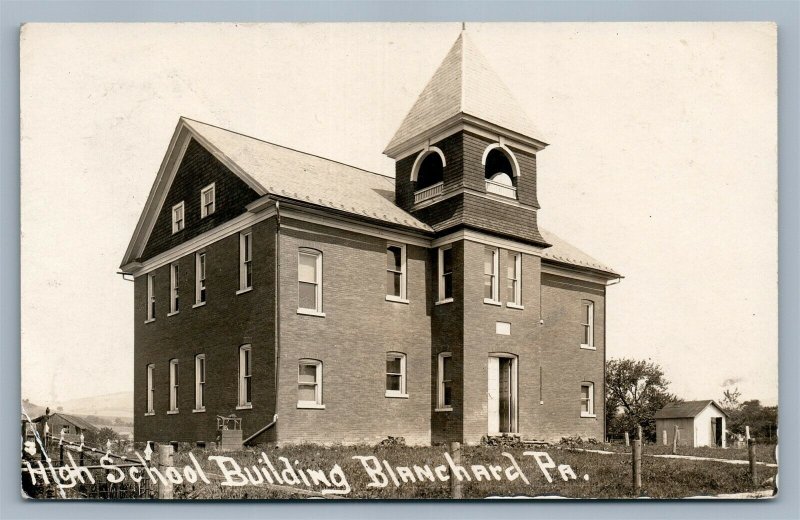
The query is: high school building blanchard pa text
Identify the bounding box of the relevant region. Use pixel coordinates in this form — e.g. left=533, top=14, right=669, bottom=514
left=121, top=32, right=621, bottom=446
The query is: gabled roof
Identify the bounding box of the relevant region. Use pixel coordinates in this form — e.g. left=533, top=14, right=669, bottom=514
left=654, top=400, right=729, bottom=419
left=121, top=118, right=434, bottom=268
left=539, top=228, right=620, bottom=277
left=384, top=32, right=545, bottom=155
left=123, top=118, right=618, bottom=280
left=52, top=413, right=100, bottom=431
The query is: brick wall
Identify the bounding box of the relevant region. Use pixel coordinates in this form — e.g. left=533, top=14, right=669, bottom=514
left=459, top=239, right=542, bottom=444
left=430, top=241, right=464, bottom=445
left=274, top=218, right=432, bottom=445
left=134, top=218, right=276, bottom=444
left=141, top=138, right=261, bottom=262
left=536, top=272, right=606, bottom=441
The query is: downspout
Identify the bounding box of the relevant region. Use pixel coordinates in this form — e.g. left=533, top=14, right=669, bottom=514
left=243, top=198, right=281, bottom=447
left=274, top=199, right=281, bottom=435
left=244, top=414, right=277, bottom=445
left=602, top=276, right=621, bottom=442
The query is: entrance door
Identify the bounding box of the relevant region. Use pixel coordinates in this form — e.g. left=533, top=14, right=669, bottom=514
left=712, top=417, right=723, bottom=447
left=488, top=356, right=516, bottom=435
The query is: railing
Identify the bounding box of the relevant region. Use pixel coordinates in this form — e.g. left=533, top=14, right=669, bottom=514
left=485, top=179, right=517, bottom=199
left=414, top=182, right=444, bottom=204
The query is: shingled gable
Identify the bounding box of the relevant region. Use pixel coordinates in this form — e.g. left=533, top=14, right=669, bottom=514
left=384, top=32, right=548, bottom=158
left=120, top=117, right=434, bottom=269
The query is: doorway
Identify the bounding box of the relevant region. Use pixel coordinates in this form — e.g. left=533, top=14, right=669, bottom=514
left=711, top=417, right=723, bottom=447
left=488, top=355, right=517, bottom=435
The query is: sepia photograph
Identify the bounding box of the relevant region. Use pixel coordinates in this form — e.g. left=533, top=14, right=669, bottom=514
left=18, top=21, right=778, bottom=500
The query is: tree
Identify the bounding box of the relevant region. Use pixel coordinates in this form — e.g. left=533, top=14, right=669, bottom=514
left=84, top=427, right=119, bottom=447
left=605, top=358, right=679, bottom=441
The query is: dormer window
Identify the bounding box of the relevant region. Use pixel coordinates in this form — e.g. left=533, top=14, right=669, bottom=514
left=483, top=146, right=518, bottom=199
left=200, top=183, right=216, bottom=218
left=412, top=147, right=446, bottom=204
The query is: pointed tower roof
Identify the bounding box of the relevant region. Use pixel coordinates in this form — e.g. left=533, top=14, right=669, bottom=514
left=384, top=32, right=547, bottom=157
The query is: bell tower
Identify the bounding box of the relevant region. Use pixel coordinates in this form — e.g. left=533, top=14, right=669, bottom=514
left=384, top=31, right=550, bottom=247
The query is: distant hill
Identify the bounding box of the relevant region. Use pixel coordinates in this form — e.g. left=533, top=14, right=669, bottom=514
left=23, top=392, right=133, bottom=419
left=51, top=392, right=133, bottom=418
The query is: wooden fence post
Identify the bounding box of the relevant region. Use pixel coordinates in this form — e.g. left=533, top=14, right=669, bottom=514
left=745, top=425, right=751, bottom=441
left=624, top=431, right=630, bottom=447
left=662, top=430, right=667, bottom=446
left=747, top=438, right=758, bottom=486
left=632, top=433, right=642, bottom=494
left=672, top=425, right=679, bottom=454
left=450, top=441, right=463, bottom=499
left=158, top=443, right=174, bottom=499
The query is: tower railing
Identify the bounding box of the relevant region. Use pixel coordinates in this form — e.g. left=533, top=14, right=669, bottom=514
left=414, top=181, right=444, bottom=204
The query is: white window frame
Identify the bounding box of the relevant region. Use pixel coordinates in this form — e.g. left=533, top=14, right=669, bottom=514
left=200, top=183, right=216, bottom=218
left=507, top=251, right=523, bottom=309
left=483, top=247, right=500, bottom=305
left=581, top=300, right=595, bottom=350
left=168, top=359, right=179, bottom=414
left=194, top=252, right=206, bottom=307
left=145, top=273, right=156, bottom=322
left=194, top=354, right=206, bottom=412
left=168, top=262, right=179, bottom=315
left=238, top=231, right=253, bottom=293
left=297, top=249, right=324, bottom=316
left=436, top=246, right=453, bottom=304
left=145, top=364, right=155, bottom=415
left=171, top=201, right=185, bottom=233
left=385, top=243, right=408, bottom=303
left=237, top=345, right=252, bottom=409
left=581, top=382, right=596, bottom=417
left=436, top=352, right=453, bottom=411
left=385, top=352, right=408, bottom=398
left=297, top=359, right=324, bottom=409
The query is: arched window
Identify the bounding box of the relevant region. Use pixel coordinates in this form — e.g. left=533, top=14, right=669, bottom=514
left=411, top=147, right=446, bottom=202
left=482, top=144, right=520, bottom=199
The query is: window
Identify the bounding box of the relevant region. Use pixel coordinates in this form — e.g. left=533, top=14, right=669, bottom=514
left=146, top=273, right=156, bottom=322
left=483, top=147, right=518, bottom=199
left=168, top=359, right=179, bottom=413
left=169, top=262, right=179, bottom=314
left=297, top=359, right=323, bottom=408
left=581, top=382, right=595, bottom=417
left=146, top=364, right=155, bottom=415
left=437, top=352, right=453, bottom=410
left=200, top=183, right=215, bottom=218
left=298, top=249, right=323, bottom=315
left=386, top=244, right=407, bottom=302
left=172, top=202, right=185, bottom=233
left=239, top=232, right=253, bottom=291
left=581, top=300, right=595, bottom=349
left=484, top=248, right=499, bottom=303
left=437, top=246, right=453, bottom=303
left=195, top=252, right=206, bottom=305
left=385, top=352, right=407, bottom=397
left=194, top=355, right=206, bottom=412
left=507, top=252, right=522, bottom=307
left=238, top=345, right=252, bottom=408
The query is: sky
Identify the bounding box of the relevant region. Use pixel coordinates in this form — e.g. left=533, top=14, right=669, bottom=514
left=20, top=22, right=777, bottom=407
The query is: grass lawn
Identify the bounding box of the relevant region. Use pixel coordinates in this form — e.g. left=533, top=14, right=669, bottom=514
left=600, top=442, right=778, bottom=464
left=169, top=443, right=778, bottom=499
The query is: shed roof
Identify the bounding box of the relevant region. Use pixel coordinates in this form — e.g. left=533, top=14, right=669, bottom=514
left=654, top=400, right=729, bottom=419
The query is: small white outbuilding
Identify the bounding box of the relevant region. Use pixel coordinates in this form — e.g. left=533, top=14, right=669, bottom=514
left=654, top=400, right=729, bottom=448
